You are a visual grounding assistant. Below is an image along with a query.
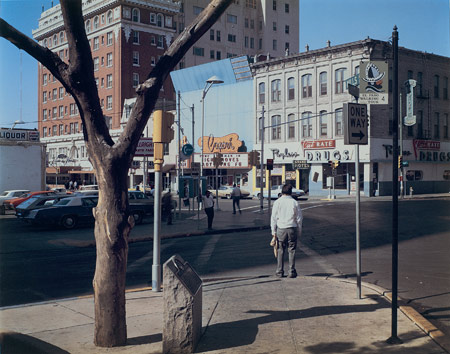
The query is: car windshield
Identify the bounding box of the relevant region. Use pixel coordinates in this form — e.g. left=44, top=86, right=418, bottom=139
left=1, top=192, right=9, bottom=197
left=17, top=197, right=40, bottom=208
left=54, top=198, right=72, bottom=206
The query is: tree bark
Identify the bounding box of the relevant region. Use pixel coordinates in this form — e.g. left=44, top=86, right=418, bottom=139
left=1, top=0, right=233, bottom=347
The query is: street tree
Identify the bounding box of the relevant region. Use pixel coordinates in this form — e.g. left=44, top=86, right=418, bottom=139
left=0, top=0, right=232, bottom=347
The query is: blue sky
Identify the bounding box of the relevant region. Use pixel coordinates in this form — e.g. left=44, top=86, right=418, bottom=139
left=1, top=0, right=449, bottom=129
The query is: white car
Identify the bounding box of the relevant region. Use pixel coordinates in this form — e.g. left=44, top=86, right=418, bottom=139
left=0, top=190, right=30, bottom=214
left=254, top=185, right=306, bottom=200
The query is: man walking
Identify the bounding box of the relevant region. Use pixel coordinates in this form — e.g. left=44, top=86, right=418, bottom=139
left=203, top=190, right=215, bottom=230
left=270, top=184, right=303, bottom=278
left=231, top=183, right=241, bottom=214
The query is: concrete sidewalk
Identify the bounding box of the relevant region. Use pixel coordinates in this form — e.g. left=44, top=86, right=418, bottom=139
left=0, top=275, right=448, bottom=353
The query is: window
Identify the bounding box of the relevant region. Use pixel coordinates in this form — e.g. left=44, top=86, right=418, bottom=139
left=107, top=74, right=112, bottom=88
left=273, top=39, right=277, bottom=50
left=151, top=56, right=156, bottom=66
left=74, top=122, right=79, bottom=134
left=101, top=78, right=104, bottom=87
left=93, top=16, right=99, bottom=29
left=107, top=32, right=113, bottom=46
left=434, top=75, right=439, bottom=98
left=193, top=47, right=204, bottom=56
left=106, top=96, right=112, bottom=110
left=302, top=74, right=312, bottom=98
left=250, top=37, right=254, bottom=49
left=210, top=29, right=215, bottom=40
left=302, top=112, right=312, bottom=138
left=407, top=70, right=413, bottom=79
left=150, top=35, right=156, bottom=45
left=271, top=79, right=281, bottom=102
left=85, top=20, right=91, bottom=33
left=273, top=0, right=277, bottom=10
left=287, top=77, right=295, bottom=100
left=107, top=10, right=113, bottom=24
left=59, top=32, right=64, bottom=43
left=434, top=112, right=440, bottom=138
left=335, top=108, right=343, bottom=136
left=193, top=6, right=203, bottom=15
left=93, top=37, right=99, bottom=50
left=94, top=57, right=99, bottom=71
left=104, top=116, right=112, bottom=130
left=319, top=72, right=327, bottom=96
left=444, top=114, right=448, bottom=139
left=69, top=123, right=74, bottom=134
left=285, top=25, right=289, bottom=34
left=157, top=14, right=163, bottom=27
left=210, top=50, right=215, bottom=59
left=43, top=127, right=47, bottom=137
left=133, top=51, right=139, bottom=65
left=43, top=109, right=48, bottom=121
left=417, top=110, right=424, bottom=138
left=285, top=3, right=289, bottom=12
left=417, top=72, right=423, bottom=96
left=52, top=88, right=57, bottom=100
left=52, top=107, right=57, bottom=119
left=216, top=30, right=221, bottom=42
left=406, top=170, right=423, bottom=181
left=228, top=34, right=236, bottom=42
left=53, top=125, right=57, bottom=136
left=59, top=124, right=64, bottom=135
left=245, top=18, right=249, bottom=28
left=53, top=34, right=58, bottom=46
left=288, top=114, right=295, bottom=139
left=444, top=77, right=448, bottom=99
left=70, top=103, right=75, bottom=115
left=227, top=14, right=237, bottom=24
left=132, top=8, right=140, bottom=22
left=132, top=73, right=139, bottom=87
left=43, top=74, right=47, bottom=85
left=59, top=105, right=64, bottom=118
left=271, top=115, right=281, bottom=140
left=157, top=35, right=164, bottom=48
left=335, top=68, right=347, bottom=94
left=59, top=87, right=64, bottom=99
left=150, top=13, right=156, bottom=24
left=320, top=111, right=328, bottom=136
left=101, top=57, right=104, bottom=66
left=43, top=91, right=47, bottom=103
left=216, top=51, right=221, bottom=60
left=250, top=19, right=254, bottom=29
left=133, top=31, right=140, bottom=44
left=273, top=22, right=277, bottom=31
left=258, top=82, right=265, bottom=104
left=107, top=53, right=113, bottom=67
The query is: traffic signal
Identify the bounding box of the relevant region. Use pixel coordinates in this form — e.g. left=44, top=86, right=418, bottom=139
left=328, top=160, right=333, bottom=168
left=153, top=110, right=175, bottom=143
left=398, top=155, right=403, bottom=169
left=266, top=158, right=273, bottom=170
left=248, top=150, right=257, bottom=166
left=333, top=160, right=340, bottom=169
left=255, top=151, right=260, bottom=166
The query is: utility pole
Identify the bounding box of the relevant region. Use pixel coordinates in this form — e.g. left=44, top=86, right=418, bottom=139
left=177, top=91, right=181, bottom=216
left=260, top=106, right=265, bottom=213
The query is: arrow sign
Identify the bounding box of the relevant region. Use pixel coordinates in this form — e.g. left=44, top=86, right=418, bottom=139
left=344, top=103, right=368, bottom=145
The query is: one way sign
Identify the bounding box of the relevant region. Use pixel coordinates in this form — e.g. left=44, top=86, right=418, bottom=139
left=344, top=103, right=368, bottom=145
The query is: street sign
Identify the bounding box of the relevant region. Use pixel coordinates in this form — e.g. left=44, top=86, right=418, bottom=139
left=344, top=103, right=368, bottom=145
left=293, top=160, right=311, bottom=170
left=182, top=143, right=194, bottom=156
left=359, top=61, right=389, bottom=105
left=135, top=138, right=154, bottom=157
left=404, top=79, right=417, bottom=126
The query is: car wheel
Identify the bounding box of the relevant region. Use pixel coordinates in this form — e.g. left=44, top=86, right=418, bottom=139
left=132, top=211, right=144, bottom=225
left=0, top=205, right=5, bottom=215
left=226, top=194, right=231, bottom=199
left=61, top=215, right=77, bottom=229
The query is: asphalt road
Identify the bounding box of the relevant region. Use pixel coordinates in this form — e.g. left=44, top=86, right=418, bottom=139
left=0, top=197, right=449, bottom=337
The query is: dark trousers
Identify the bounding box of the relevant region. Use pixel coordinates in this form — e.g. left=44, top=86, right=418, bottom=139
left=232, top=196, right=241, bottom=213
left=276, top=227, right=298, bottom=276
left=205, top=207, right=214, bottom=229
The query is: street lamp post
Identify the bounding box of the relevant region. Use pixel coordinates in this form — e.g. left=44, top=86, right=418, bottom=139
left=200, top=76, right=223, bottom=184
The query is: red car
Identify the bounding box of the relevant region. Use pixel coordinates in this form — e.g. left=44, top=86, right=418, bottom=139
left=3, top=191, right=57, bottom=211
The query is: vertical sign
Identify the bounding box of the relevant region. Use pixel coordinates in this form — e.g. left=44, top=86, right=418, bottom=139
left=344, top=103, right=368, bottom=145
left=404, top=79, right=417, bottom=126
left=359, top=61, right=389, bottom=105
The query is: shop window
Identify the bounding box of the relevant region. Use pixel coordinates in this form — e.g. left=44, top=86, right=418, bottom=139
left=406, top=170, right=423, bottom=181
left=444, top=170, right=450, bottom=180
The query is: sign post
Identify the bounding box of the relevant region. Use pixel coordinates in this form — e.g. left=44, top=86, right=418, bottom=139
left=344, top=102, right=368, bottom=299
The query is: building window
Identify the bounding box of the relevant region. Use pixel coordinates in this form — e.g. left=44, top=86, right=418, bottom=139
left=151, top=56, right=156, bottom=66
left=59, top=124, right=64, bottom=135
left=288, top=114, right=295, bottom=139
left=302, top=112, right=312, bottom=138
left=52, top=88, right=57, bottom=100
left=210, top=50, right=215, bottom=59
left=107, top=53, right=113, bottom=67
left=132, top=8, right=140, bottom=22
left=43, top=109, right=48, bottom=121
left=59, top=105, right=64, bottom=118
left=285, top=25, right=289, bottom=34
left=52, top=107, right=57, bottom=119
left=150, top=13, right=156, bottom=24
left=216, top=51, right=221, bottom=60
left=273, top=0, right=277, bottom=10
left=271, top=79, right=281, bottom=102
left=106, top=96, right=112, bottom=110
left=157, top=35, right=164, bottom=48
left=417, top=110, right=424, bottom=138
left=150, top=35, right=156, bottom=45
left=106, top=74, right=112, bottom=88
left=193, top=6, right=203, bottom=15
left=227, top=14, right=237, bottom=24
left=228, top=34, right=236, bottom=42
left=193, top=47, right=204, bottom=56
left=107, top=32, right=113, bottom=46
left=273, top=39, right=277, bottom=50
left=93, top=37, right=99, bottom=50
left=319, top=72, right=327, bottom=96
left=335, top=68, right=347, bottom=94
left=444, top=114, right=449, bottom=139
left=165, top=15, right=173, bottom=28
left=407, top=70, right=413, bottom=79
left=302, top=74, right=312, bottom=98
left=245, top=18, right=249, bottom=28
left=335, top=108, right=343, bottom=136
left=59, top=87, right=64, bottom=99
left=271, top=115, right=281, bottom=140
left=320, top=111, right=328, bottom=136
left=94, top=57, right=99, bottom=71
left=157, top=14, right=163, bottom=27
left=216, top=30, right=221, bottom=42
left=59, top=32, right=64, bottom=43
left=273, top=22, right=277, bottom=31
left=133, top=31, right=140, bottom=44
left=43, top=127, right=47, bottom=137
left=287, top=77, right=295, bottom=100
left=258, top=82, right=265, bottom=104
left=107, top=10, right=113, bottom=24
left=417, top=72, right=423, bottom=96
left=85, top=20, right=91, bottom=33
left=434, top=75, right=439, bottom=98
left=133, top=51, right=139, bottom=65
left=434, top=112, right=440, bottom=138
left=210, top=29, right=215, bottom=40
left=43, top=91, right=47, bottom=103
left=93, top=16, right=99, bottom=29
left=444, top=77, right=448, bottom=99
left=250, top=37, right=254, bottom=49
left=285, top=3, right=289, bottom=12
left=132, top=73, right=139, bottom=88
left=52, top=125, right=57, bottom=136
left=43, top=74, right=47, bottom=85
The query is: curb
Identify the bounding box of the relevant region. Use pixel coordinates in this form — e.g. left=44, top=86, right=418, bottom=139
left=329, top=276, right=450, bottom=353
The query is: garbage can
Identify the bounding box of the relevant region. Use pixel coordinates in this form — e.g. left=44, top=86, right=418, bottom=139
left=163, top=254, right=202, bottom=354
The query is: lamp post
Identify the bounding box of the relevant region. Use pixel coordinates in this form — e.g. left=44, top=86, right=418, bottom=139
left=200, top=76, right=223, bottom=182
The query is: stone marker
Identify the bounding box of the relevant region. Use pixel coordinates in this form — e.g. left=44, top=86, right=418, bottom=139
left=163, top=254, right=202, bottom=354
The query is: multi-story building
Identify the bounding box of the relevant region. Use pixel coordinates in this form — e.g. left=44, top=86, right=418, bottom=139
left=32, top=0, right=299, bottom=187
left=251, top=39, right=450, bottom=196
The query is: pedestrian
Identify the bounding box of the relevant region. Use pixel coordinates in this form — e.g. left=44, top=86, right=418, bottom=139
left=231, top=183, right=241, bottom=214
left=69, top=180, right=73, bottom=190
left=73, top=180, right=78, bottom=190
left=162, top=190, right=173, bottom=225
left=270, top=183, right=303, bottom=278
left=203, top=190, right=215, bottom=230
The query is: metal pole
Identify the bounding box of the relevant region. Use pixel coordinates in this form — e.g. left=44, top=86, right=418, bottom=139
left=387, top=25, right=402, bottom=345
left=177, top=91, right=181, bottom=216
left=260, top=106, right=265, bottom=213
left=201, top=94, right=205, bottom=179
left=268, top=169, right=271, bottom=213
left=215, top=164, right=219, bottom=210
left=152, top=149, right=163, bottom=292
left=399, top=92, right=404, bottom=199
left=355, top=144, right=361, bottom=299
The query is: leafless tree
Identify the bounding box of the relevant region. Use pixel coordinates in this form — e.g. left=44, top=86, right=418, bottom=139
left=0, top=0, right=232, bottom=347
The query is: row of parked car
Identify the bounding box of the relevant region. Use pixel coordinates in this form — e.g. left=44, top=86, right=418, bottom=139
left=208, top=185, right=306, bottom=200
left=0, top=187, right=174, bottom=229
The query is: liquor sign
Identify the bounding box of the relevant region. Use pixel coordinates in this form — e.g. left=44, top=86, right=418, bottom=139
left=135, top=138, right=154, bottom=157
left=0, top=128, right=40, bottom=142
left=359, top=61, right=389, bottom=105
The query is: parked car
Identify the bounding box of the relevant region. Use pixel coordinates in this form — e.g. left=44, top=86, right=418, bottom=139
left=0, top=190, right=30, bottom=214
left=209, top=185, right=251, bottom=199
left=3, top=191, right=57, bottom=211
left=24, top=195, right=99, bottom=229
left=15, top=194, right=72, bottom=218
left=128, top=190, right=154, bottom=224
left=51, top=187, right=71, bottom=194
left=79, top=184, right=98, bottom=191
left=254, top=185, right=306, bottom=200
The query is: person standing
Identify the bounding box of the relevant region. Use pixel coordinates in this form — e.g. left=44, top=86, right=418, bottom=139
left=270, top=184, right=303, bottom=278
left=203, top=190, right=215, bottom=230
left=162, top=190, right=173, bottom=225
left=231, top=183, right=242, bottom=214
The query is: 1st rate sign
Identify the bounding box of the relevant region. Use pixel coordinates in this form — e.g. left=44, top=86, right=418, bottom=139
left=344, top=103, right=368, bottom=145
